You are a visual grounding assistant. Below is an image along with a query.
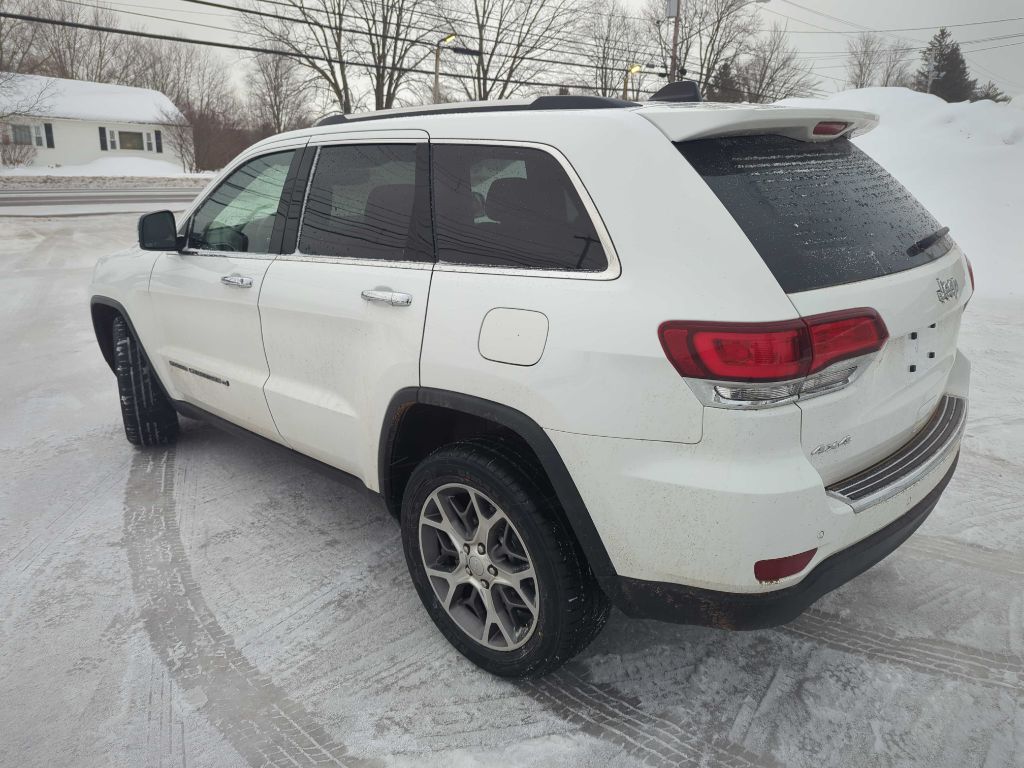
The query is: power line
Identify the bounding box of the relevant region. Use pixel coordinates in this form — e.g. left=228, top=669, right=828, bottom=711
left=1, top=10, right=666, bottom=93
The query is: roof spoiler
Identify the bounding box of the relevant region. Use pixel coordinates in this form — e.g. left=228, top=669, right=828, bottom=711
left=648, top=80, right=702, bottom=103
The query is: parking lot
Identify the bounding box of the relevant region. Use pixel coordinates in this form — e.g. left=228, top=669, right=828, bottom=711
left=2, top=213, right=1021, bottom=767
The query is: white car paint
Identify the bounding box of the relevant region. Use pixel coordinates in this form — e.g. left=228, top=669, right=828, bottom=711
left=91, top=98, right=970, bottom=600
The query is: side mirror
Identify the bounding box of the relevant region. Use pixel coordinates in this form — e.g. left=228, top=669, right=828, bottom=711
left=138, top=210, right=181, bottom=251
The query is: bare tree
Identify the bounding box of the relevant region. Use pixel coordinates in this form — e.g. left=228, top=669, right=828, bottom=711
left=0, top=71, right=54, bottom=121
left=131, top=43, right=247, bottom=171
left=736, top=24, right=817, bottom=103
left=241, top=0, right=355, bottom=114
left=31, top=0, right=126, bottom=82
left=0, top=0, right=41, bottom=73
left=350, top=0, right=439, bottom=110
left=845, top=32, right=883, bottom=89
left=878, top=40, right=913, bottom=87
left=159, top=107, right=196, bottom=173
left=0, top=70, right=52, bottom=168
left=437, top=0, right=578, bottom=100
left=580, top=0, right=654, bottom=98
left=644, top=0, right=758, bottom=91
left=247, top=52, right=314, bottom=135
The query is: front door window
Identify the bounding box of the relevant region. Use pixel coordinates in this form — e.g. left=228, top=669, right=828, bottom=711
left=188, top=151, right=295, bottom=253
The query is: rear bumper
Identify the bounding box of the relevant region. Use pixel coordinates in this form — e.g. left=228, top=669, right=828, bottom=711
left=615, top=454, right=958, bottom=629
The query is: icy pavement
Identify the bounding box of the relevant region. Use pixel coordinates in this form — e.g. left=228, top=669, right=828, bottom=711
left=1, top=213, right=1021, bottom=768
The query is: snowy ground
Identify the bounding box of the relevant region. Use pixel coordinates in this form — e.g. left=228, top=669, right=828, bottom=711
left=2, top=89, right=1023, bottom=767
left=0, top=156, right=212, bottom=179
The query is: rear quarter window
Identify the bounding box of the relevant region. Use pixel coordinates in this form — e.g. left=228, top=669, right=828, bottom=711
left=677, top=135, right=950, bottom=293
left=432, top=144, right=608, bottom=272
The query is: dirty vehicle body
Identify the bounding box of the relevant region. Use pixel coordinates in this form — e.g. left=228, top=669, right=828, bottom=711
left=91, top=96, right=971, bottom=677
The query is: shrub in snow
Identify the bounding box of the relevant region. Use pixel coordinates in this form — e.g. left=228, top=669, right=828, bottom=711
left=0, top=135, right=36, bottom=168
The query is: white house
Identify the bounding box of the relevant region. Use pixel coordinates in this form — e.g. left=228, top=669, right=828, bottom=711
left=0, top=74, right=188, bottom=170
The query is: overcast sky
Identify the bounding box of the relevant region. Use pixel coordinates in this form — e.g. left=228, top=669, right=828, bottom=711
left=131, top=0, right=1023, bottom=98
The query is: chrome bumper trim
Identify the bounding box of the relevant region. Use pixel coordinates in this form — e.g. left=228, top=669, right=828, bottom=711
left=827, top=395, right=967, bottom=513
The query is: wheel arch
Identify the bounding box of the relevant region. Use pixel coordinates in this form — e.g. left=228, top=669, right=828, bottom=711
left=379, top=387, right=621, bottom=600
left=90, top=295, right=130, bottom=373
left=91, top=295, right=176, bottom=405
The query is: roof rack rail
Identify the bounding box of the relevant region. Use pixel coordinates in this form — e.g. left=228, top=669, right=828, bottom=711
left=314, top=95, right=636, bottom=127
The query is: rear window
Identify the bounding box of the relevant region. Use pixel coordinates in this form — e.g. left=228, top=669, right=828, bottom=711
left=677, top=135, right=950, bottom=293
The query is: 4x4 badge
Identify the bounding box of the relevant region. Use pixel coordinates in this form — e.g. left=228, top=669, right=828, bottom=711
left=812, top=435, right=852, bottom=456
left=935, top=276, right=960, bottom=303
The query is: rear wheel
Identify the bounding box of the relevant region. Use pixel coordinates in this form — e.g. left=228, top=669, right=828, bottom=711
left=401, top=439, right=609, bottom=678
left=112, top=315, right=178, bottom=447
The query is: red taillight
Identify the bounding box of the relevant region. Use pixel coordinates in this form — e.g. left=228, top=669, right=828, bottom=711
left=813, top=121, right=848, bottom=136
left=659, top=320, right=809, bottom=382
left=806, top=309, right=889, bottom=373
left=659, top=309, right=888, bottom=383
left=966, top=256, right=975, bottom=293
left=754, top=548, right=817, bottom=582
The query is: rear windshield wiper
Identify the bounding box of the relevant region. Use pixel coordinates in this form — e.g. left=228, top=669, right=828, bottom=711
left=906, top=226, right=950, bottom=258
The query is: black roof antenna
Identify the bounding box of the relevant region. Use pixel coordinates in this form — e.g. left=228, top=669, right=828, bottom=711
left=648, top=80, right=703, bottom=103
left=316, top=114, right=347, bottom=126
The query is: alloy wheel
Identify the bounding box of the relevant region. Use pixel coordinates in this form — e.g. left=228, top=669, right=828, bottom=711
left=418, top=483, right=539, bottom=651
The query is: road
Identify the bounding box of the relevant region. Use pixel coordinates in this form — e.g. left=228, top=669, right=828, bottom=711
left=0, top=186, right=202, bottom=216
left=1, top=214, right=1021, bottom=768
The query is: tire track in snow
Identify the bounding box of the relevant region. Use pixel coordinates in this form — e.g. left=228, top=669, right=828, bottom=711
left=783, top=609, right=1023, bottom=691
left=123, top=446, right=365, bottom=768
left=524, top=672, right=785, bottom=768
left=902, top=535, right=1024, bottom=579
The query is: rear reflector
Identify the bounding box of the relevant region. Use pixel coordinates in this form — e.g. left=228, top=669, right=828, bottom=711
left=754, top=548, right=817, bottom=582
left=812, top=121, right=848, bottom=136
left=659, top=309, right=888, bottom=383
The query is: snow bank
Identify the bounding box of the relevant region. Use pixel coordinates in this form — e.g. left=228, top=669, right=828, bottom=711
left=0, top=156, right=208, bottom=178
left=0, top=73, right=183, bottom=124
left=780, top=87, right=1024, bottom=298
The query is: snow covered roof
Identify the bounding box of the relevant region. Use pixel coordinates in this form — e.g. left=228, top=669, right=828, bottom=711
left=0, top=73, right=184, bottom=124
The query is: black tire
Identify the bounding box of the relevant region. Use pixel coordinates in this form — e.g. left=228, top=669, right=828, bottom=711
left=112, top=315, right=178, bottom=447
left=401, top=438, right=610, bottom=678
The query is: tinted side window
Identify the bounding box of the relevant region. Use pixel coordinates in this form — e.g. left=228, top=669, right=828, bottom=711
left=299, top=143, right=429, bottom=262
left=189, top=150, right=295, bottom=253
left=433, top=145, right=608, bottom=272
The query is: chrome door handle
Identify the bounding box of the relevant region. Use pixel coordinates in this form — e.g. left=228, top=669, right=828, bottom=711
left=221, top=274, right=254, bottom=288
left=361, top=290, right=412, bottom=307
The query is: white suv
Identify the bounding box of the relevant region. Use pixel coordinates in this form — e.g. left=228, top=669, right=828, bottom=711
left=91, top=95, right=971, bottom=677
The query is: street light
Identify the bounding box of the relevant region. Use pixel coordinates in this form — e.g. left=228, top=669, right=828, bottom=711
left=622, top=64, right=643, bottom=100
left=433, top=33, right=458, bottom=103
left=668, top=0, right=770, bottom=83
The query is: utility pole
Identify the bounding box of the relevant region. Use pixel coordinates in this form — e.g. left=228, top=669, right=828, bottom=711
left=668, top=0, right=681, bottom=83
left=622, top=64, right=642, bottom=99
left=924, top=54, right=942, bottom=94
left=433, top=33, right=457, bottom=103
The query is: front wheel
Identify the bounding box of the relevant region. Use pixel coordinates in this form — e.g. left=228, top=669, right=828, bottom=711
left=112, top=315, right=178, bottom=447
left=401, top=439, right=609, bottom=678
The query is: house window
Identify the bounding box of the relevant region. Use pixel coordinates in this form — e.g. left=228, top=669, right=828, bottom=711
left=145, top=132, right=153, bottom=151
left=33, top=125, right=43, bottom=147
left=10, top=125, right=33, bottom=145
left=109, top=130, right=118, bottom=150
left=119, top=131, right=144, bottom=150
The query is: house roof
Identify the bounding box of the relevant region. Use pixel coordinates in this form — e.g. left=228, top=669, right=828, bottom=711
left=0, top=73, right=183, bottom=124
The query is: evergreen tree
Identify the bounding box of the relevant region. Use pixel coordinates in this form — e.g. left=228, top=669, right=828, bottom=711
left=972, top=80, right=1011, bottom=103
left=914, top=28, right=976, bottom=102
left=706, top=61, right=743, bottom=102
